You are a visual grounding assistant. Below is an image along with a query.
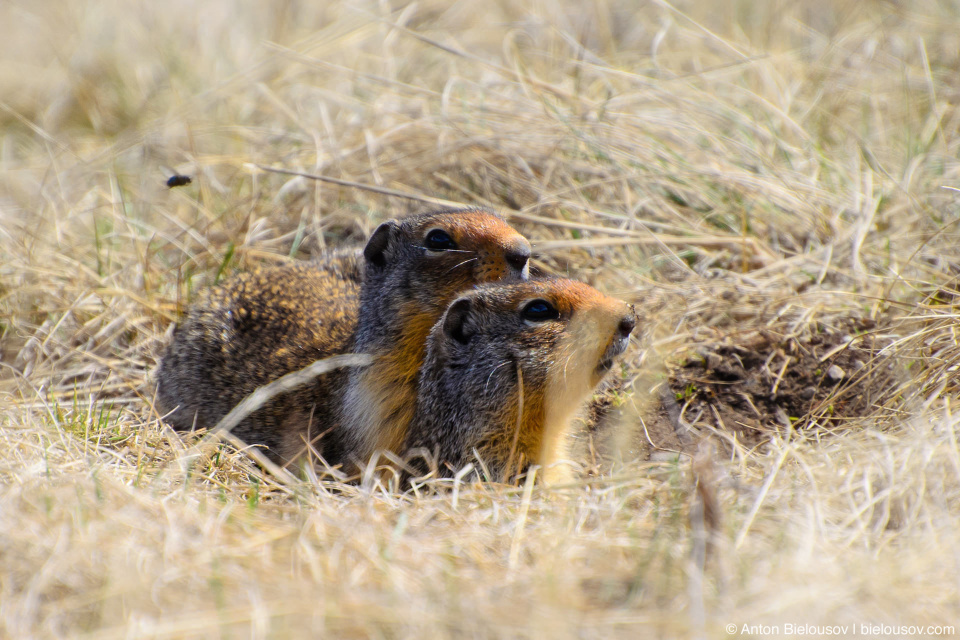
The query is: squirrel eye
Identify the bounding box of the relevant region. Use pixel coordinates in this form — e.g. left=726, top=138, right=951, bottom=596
left=424, top=229, right=457, bottom=251
left=521, top=299, right=560, bottom=322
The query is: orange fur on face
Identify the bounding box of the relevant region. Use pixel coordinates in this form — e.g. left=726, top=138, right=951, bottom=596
left=431, top=211, right=532, bottom=282
left=540, top=313, right=617, bottom=481
left=503, top=281, right=633, bottom=483
left=475, top=385, right=547, bottom=483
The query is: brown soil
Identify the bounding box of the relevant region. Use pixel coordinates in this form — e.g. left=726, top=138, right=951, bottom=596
left=626, top=316, right=900, bottom=458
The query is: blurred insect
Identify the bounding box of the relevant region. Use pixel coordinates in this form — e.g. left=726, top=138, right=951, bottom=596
left=166, top=174, right=192, bottom=188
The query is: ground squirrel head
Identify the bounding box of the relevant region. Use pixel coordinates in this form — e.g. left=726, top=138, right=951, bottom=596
left=406, top=278, right=637, bottom=482
left=363, top=206, right=530, bottom=284
left=355, top=207, right=531, bottom=347
left=354, top=205, right=531, bottom=350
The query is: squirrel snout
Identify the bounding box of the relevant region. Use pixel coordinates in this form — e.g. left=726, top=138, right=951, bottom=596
left=504, top=242, right=532, bottom=276
left=595, top=308, right=636, bottom=375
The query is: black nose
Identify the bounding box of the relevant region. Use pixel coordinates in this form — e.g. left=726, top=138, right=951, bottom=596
left=618, top=314, right=636, bottom=338
left=506, top=246, right=531, bottom=272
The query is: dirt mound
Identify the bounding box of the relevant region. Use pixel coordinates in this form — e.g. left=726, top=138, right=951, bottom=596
left=638, top=316, right=900, bottom=456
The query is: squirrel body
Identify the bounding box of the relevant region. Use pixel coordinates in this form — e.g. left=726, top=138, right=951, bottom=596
left=155, top=207, right=531, bottom=467
left=404, top=278, right=636, bottom=483
left=155, top=251, right=363, bottom=454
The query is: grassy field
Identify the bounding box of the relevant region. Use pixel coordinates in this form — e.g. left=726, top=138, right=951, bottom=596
left=2, top=0, right=960, bottom=637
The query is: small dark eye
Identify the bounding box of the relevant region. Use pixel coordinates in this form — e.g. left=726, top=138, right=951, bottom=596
left=521, top=299, right=560, bottom=322
left=424, top=229, right=457, bottom=251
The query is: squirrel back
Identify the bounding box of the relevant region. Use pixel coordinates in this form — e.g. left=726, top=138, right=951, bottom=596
left=404, top=278, right=636, bottom=483
left=155, top=250, right=363, bottom=452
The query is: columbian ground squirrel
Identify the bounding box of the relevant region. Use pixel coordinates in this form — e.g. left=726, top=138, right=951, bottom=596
left=403, top=278, right=636, bottom=483
left=155, top=207, right=531, bottom=467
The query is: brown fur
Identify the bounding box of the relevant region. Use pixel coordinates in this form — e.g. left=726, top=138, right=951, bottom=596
left=154, top=251, right=363, bottom=454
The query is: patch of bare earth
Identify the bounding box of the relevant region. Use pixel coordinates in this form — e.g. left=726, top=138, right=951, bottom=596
left=660, top=316, right=898, bottom=450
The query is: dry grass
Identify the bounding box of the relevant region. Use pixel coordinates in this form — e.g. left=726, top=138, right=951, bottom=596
left=2, top=0, right=960, bottom=637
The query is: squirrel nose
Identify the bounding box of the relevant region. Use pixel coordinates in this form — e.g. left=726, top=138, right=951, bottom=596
left=505, top=244, right=531, bottom=273
left=618, top=314, right=636, bottom=338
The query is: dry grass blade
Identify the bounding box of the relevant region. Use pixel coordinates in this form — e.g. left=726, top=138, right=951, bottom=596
left=205, top=353, right=373, bottom=440
left=250, top=164, right=466, bottom=209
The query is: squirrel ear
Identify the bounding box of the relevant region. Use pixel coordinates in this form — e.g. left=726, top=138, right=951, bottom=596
left=364, top=221, right=397, bottom=268
left=442, top=297, right=475, bottom=345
